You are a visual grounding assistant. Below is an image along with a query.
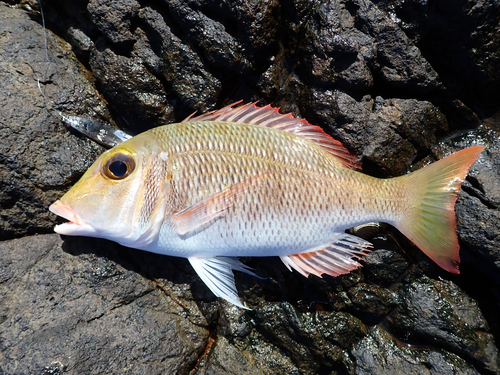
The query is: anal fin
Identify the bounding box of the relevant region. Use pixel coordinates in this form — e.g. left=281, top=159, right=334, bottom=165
left=188, top=257, right=259, bottom=309
left=280, top=233, right=372, bottom=278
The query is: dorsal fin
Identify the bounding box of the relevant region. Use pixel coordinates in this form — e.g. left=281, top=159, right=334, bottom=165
left=183, top=102, right=359, bottom=169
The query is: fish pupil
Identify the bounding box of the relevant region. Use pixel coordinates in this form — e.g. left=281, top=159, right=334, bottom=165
left=109, top=160, right=128, bottom=177
left=102, top=150, right=136, bottom=180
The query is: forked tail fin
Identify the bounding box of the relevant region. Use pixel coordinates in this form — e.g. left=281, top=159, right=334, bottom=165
left=394, top=146, right=484, bottom=273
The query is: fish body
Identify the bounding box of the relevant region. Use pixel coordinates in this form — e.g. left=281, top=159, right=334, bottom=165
left=133, top=121, right=392, bottom=258
left=49, top=103, right=484, bottom=308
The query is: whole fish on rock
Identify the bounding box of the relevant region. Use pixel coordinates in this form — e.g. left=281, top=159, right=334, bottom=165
left=49, top=103, right=484, bottom=308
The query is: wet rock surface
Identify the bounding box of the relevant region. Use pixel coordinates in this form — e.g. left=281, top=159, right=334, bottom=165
left=0, top=4, right=106, bottom=239
left=0, top=234, right=209, bottom=374
left=1, top=1, right=499, bottom=374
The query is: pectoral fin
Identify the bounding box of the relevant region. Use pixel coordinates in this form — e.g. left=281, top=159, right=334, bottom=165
left=188, top=257, right=259, bottom=309
left=280, top=233, right=372, bottom=278
left=172, top=172, right=272, bottom=236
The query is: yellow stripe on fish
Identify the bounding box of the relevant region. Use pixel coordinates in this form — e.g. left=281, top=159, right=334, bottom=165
left=49, top=102, right=484, bottom=308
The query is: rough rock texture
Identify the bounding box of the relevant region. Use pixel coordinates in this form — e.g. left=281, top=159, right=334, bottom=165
left=373, top=0, right=500, bottom=116
left=0, top=3, right=106, bottom=238
left=1, top=0, right=500, bottom=374
left=0, top=235, right=208, bottom=374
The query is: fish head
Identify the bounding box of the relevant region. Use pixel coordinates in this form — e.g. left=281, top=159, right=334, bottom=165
left=49, top=131, right=169, bottom=248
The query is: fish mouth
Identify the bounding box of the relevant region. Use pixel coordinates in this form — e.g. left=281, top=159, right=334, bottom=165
left=49, top=200, right=97, bottom=236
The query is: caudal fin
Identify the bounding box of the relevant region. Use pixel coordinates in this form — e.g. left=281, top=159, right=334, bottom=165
left=395, top=146, right=484, bottom=273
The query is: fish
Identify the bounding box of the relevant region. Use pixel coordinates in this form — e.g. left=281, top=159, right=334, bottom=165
left=49, top=102, right=484, bottom=308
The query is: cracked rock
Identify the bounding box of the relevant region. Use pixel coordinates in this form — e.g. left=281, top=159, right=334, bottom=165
left=1, top=1, right=500, bottom=374
left=0, top=4, right=106, bottom=239
left=0, top=235, right=208, bottom=374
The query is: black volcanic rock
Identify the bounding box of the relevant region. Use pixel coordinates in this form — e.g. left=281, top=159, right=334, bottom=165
left=1, top=1, right=499, bottom=374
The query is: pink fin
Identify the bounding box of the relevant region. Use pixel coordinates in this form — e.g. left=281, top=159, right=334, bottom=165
left=181, top=100, right=244, bottom=123
left=172, top=171, right=272, bottom=236
left=184, top=102, right=359, bottom=169
left=280, top=234, right=372, bottom=278
left=395, top=145, right=485, bottom=274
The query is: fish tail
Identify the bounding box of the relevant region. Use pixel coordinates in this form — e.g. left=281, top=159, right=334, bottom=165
left=394, top=146, right=484, bottom=273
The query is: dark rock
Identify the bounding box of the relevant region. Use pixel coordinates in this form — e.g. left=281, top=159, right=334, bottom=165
left=167, top=0, right=272, bottom=74
left=194, top=304, right=301, bottom=374
left=87, top=0, right=141, bottom=45
left=361, top=96, right=449, bottom=176
left=194, top=334, right=300, bottom=375
left=298, top=0, right=441, bottom=93
left=1, top=0, right=500, bottom=374
left=298, top=0, right=376, bottom=91
left=385, top=275, right=499, bottom=374
left=353, top=0, right=442, bottom=93
left=0, top=4, right=106, bottom=239
left=0, top=234, right=208, bottom=374
left=347, top=283, right=399, bottom=320
left=252, top=302, right=366, bottom=373
left=304, top=91, right=449, bottom=176
left=89, top=46, right=172, bottom=133
left=137, top=5, right=222, bottom=115
left=363, top=248, right=409, bottom=285
left=351, top=325, right=482, bottom=375
left=374, top=0, right=500, bottom=115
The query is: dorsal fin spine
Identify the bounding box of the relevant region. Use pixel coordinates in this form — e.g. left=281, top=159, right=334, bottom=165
left=184, top=102, right=359, bottom=169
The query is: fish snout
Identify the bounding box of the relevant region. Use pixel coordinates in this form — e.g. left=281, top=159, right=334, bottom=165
left=49, top=200, right=95, bottom=236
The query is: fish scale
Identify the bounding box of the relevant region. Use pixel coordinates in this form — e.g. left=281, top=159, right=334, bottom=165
left=49, top=102, right=484, bottom=308
left=152, top=122, right=400, bottom=258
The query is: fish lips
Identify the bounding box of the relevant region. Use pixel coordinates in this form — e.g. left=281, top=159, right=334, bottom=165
left=49, top=200, right=98, bottom=237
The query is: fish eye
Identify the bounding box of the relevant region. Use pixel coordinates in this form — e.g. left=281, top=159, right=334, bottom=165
left=102, top=150, right=136, bottom=180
